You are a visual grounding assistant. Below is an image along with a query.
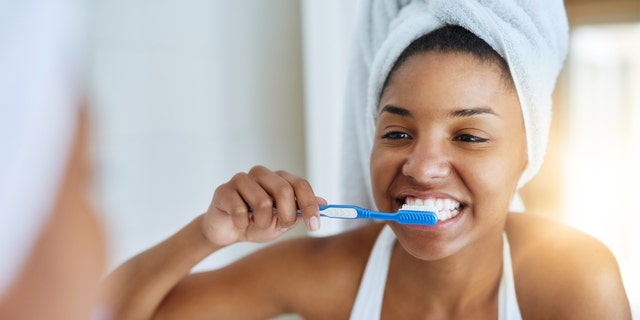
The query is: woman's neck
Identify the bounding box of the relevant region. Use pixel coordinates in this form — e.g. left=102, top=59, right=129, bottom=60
left=385, top=231, right=504, bottom=315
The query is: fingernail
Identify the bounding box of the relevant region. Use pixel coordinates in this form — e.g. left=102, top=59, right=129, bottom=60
left=279, top=227, right=290, bottom=233
left=309, top=216, right=320, bottom=232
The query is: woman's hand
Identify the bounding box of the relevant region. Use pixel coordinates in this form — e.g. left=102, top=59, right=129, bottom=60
left=202, top=165, right=326, bottom=246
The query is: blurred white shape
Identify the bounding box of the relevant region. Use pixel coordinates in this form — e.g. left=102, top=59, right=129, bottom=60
left=0, top=0, right=85, bottom=295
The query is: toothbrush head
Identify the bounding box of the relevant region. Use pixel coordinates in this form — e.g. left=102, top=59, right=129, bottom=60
left=398, top=204, right=439, bottom=225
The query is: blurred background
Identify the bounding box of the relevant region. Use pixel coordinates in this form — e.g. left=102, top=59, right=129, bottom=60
left=88, top=0, right=359, bottom=273
left=83, top=0, right=638, bottom=317
left=521, top=0, right=640, bottom=314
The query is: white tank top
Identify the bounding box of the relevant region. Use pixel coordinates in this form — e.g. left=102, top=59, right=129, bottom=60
left=350, top=226, right=522, bottom=319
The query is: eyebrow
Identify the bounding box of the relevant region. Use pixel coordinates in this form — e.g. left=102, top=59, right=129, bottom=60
left=379, top=105, right=500, bottom=118
left=379, top=105, right=413, bottom=117
left=449, top=107, right=500, bottom=118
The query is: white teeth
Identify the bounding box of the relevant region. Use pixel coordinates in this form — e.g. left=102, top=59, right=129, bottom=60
left=425, top=199, right=435, bottom=208
left=404, top=198, right=461, bottom=221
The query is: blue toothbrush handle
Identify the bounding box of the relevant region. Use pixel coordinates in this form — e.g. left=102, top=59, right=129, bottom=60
left=252, top=204, right=438, bottom=226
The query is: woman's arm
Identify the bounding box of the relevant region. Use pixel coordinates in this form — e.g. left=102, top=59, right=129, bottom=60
left=100, top=166, right=325, bottom=319
left=100, top=215, right=220, bottom=319
left=151, top=222, right=384, bottom=320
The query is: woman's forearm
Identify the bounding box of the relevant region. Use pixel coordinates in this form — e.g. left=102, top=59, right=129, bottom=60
left=99, top=166, right=323, bottom=319
left=100, top=214, right=220, bottom=320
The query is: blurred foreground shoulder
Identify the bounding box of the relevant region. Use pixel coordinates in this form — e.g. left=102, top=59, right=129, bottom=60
left=506, top=213, right=631, bottom=319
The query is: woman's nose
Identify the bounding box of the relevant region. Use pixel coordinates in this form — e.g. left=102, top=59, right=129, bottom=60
left=401, top=140, right=452, bottom=183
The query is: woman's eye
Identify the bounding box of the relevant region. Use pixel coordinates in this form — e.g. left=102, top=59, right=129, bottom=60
left=381, top=131, right=411, bottom=140
left=454, top=134, right=488, bottom=143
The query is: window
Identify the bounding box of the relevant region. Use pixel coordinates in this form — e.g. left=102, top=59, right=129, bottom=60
left=564, top=22, right=640, bottom=312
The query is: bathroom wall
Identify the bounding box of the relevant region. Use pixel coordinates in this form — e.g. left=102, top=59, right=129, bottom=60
left=89, top=0, right=306, bottom=271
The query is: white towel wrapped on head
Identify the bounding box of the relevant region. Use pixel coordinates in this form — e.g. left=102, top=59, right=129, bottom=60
left=339, top=0, right=569, bottom=211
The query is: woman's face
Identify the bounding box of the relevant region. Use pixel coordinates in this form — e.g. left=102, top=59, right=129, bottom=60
left=370, top=51, right=527, bottom=260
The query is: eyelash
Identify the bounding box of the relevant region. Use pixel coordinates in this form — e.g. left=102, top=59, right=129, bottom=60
left=381, top=132, right=488, bottom=143
left=381, top=131, right=411, bottom=140
left=453, top=134, right=489, bottom=143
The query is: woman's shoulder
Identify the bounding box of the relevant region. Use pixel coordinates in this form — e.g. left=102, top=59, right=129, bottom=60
left=505, top=213, right=631, bottom=318
left=505, top=212, right=613, bottom=262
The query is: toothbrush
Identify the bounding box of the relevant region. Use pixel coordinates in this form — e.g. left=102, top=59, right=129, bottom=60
left=316, top=204, right=439, bottom=226
left=251, top=204, right=439, bottom=226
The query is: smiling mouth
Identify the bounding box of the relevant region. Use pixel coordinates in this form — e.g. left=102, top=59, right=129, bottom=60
left=403, top=198, right=463, bottom=221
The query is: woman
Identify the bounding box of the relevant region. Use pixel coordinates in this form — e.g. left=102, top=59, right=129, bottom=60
left=102, top=2, right=631, bottom=319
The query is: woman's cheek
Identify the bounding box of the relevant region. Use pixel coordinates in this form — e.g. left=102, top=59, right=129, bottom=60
left=471, top=156, right=521, bottom=209
left=370, top=147, right=397, bottom=207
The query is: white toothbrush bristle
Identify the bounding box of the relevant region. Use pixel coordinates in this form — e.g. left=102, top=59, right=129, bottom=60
left=400, top=204, right=438, bottom=213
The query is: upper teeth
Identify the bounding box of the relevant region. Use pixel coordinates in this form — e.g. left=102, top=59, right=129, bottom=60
left=405, top=198, right=461, bottom=221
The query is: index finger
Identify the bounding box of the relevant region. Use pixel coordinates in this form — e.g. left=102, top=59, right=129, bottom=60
left=275, top=170, right=321, bottom=232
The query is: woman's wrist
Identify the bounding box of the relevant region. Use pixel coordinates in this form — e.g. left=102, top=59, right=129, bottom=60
left=181, top=214, right=225, bottom=263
